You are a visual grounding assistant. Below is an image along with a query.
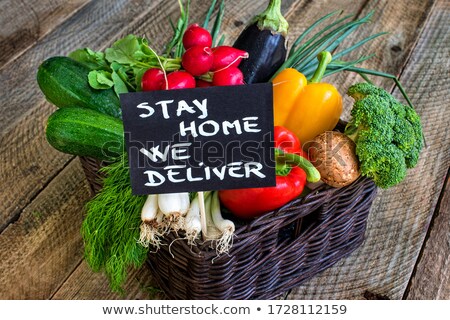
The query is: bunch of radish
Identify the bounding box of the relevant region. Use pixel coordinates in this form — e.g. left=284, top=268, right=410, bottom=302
left=142, top=24, right=249, bottom=91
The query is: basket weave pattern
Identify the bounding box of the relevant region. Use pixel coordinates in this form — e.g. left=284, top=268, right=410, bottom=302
left=79, top=156, right=377, bottom=299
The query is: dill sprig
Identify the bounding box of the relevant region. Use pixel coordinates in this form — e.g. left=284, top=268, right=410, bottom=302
left=81, top=154, right=147, bottom=293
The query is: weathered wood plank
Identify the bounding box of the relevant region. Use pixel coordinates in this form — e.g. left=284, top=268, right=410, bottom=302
left=406, top=171, right=450, bottom=299
left=51, top=260, right=164, bottom=299
left=328, top=0, right=435, bottom=119
left=0, top=0, right=152, bottom=133
left=0, top=0, right=90, bottom=68
left=0, top=0, right=157, bottom=232
left=0, top=105, right=72, bottom=232
left=290, top=0, right=449, bottom=299
left=0, top=160, right=91, bottom=299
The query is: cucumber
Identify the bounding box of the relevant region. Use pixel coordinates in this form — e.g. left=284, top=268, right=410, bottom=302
left=37, top=56, right=121, bottom=118
left=46, top=107, right=124, bottom=160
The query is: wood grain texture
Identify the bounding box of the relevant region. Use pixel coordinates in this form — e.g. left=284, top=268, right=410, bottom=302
left=51, top=260, right=164, bottom=299
left=327, top=0, right=435, bottom=120
left=289, top=0, right=449, bottom=299
left=0, top=0, right=90, bottom=68
left=0, top=160, right=90, bottom=299
left=0, top=105, right=72, bottom=232
left=0, top=0, right=153, bottom=133
left=406, top=171, right=450, bottom=299
left=0, top=0, right=156, bottom=233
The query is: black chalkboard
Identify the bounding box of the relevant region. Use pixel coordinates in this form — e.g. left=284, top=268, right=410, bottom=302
left=120, top=83, right=276, bottom=195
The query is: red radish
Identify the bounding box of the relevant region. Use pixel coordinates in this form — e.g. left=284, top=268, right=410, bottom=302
left=212, top=67, right=245, bottom=86
left=211, top=46, right=249, bottom=72
left=164, top=71, right=196, bottom=90
left=196, top=79, right=213, bottom=88
left=183, top=24, right=212, bottom=49
left=182, top=46, right=214, bottom=76
left=141, top=68, right=165, bottom=91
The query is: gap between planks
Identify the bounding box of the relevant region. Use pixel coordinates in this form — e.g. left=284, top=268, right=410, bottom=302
left=403, top=167, right=450, bottom=299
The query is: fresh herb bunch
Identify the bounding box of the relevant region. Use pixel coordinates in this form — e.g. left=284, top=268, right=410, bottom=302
left=81, top=154, right=147, bottom=293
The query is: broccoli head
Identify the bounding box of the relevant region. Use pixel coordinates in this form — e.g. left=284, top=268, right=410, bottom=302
left=345, top=82, right=423, bottom=188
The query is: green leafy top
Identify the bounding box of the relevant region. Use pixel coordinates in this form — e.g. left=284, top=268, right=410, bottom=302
left=67, top=1, right=226, bottom=96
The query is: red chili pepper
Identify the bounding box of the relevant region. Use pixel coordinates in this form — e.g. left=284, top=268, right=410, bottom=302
left=219, top=126, right=320, bottom=219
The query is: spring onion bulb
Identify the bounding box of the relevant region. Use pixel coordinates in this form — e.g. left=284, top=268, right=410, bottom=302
left=179, top=192, right=190, bottom=216
left=184, top=195, right=202, bottom=245
left=210, top=191, right=235, bottom=254
left=203, top=192, right=222, bottom=242
left=158, top=193, right=183, bottom=217
left=138, top=194, right=162, bottom=248
left=140, top=194, right=158, bottom=223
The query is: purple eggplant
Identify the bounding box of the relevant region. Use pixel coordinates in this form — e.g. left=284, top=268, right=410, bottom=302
left=233, top=0, right=288, bottom=84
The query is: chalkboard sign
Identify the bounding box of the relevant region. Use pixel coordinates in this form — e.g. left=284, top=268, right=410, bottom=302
left=120, top=83, right=276, bottom=195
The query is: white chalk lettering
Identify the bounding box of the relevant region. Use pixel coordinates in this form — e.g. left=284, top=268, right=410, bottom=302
left=198, top=120, right=220, bottom=136
left=179, top=120, right=198, bottom=137
left=199, top=162, right=211, bottom=180
left=171, top=143, right=191, bottom=160
left=165, top=165, right=186, bottom=183
left=155, top=100, right=174, bottom=119
left=244, top=162, right=266, bottom=178
left=137, top=102, right=154, bottom=118
left=144, top=170, right=165, bottom=186
left=212, top=166, right=227, bottom=180
left=176, top=100, right=195, bottom=117
left=186, top=167, right=203, bottom=182
left=228, top=162, right=244, bottom=178
left=192, top=99, right=208, bottom=119
left=222, top=120, right=242, bottom=135
left=243, top=117, right=261, bottom=132
left=140, top=145, right=170, bottom=162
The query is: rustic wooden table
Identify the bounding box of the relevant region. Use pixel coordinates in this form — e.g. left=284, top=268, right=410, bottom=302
left=0, top=0, right=448, bottom=300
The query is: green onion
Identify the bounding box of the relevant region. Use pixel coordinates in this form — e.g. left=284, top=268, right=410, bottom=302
left=271, top=10, right=414, bottom=108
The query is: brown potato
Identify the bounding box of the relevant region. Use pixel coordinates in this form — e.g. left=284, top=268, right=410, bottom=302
left=307, top=131, right=360, bottom=188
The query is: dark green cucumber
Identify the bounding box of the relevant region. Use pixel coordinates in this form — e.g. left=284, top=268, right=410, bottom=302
left=46, top=107, right=124, bottom=160
left=37, top=56, right=121, bottom=118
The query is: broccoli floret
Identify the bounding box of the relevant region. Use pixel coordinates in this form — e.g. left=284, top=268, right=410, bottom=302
left=347, top=82, right=397, bottom=104
left=356, top=139, right=407, bottom=188
left=346, top=95, right=395, bottom=142
left=345, top=82, right=423, bottom=188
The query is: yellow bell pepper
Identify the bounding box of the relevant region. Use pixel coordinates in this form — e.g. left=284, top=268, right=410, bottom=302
left=273, top=51, right=342, bottom=145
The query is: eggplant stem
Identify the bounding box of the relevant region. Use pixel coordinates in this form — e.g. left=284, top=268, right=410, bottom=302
left=252, top=0, right=288, bottom=36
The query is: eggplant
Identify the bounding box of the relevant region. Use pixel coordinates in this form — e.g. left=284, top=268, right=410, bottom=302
left=233, top=0, right=288, bottom=84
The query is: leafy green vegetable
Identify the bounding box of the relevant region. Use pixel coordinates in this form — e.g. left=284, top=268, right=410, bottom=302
left=110, top=62, right=130, bottom=95
left=69, top=35, right=180, bottom=96
left=81, top=154, right=147, bottom=293
left=88, top=70, right=114, bottom=89
left=345, top=83, right=424, bottom=188
left=69, top=48, right=109, bottom=70
left=105, top=35, right=144, bottom=65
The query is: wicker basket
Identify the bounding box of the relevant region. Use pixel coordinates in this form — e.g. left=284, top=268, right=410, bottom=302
left=79, top=155, right=377, bottom=300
